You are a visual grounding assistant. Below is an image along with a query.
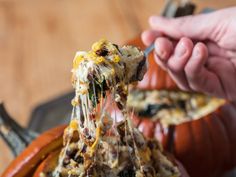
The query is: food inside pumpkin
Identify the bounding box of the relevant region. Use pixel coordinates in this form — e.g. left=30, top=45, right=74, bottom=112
left=127, top=89, right=225, bottom=126
left=39, top=39, right=181, bottom=177
left=45, top=121, right=180, bottom=177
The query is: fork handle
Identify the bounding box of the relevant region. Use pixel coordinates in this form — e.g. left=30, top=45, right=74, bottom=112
left=0, top=103, right=38, bottom=156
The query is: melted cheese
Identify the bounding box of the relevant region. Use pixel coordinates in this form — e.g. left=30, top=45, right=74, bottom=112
left=52, top=39, right=180, bottom=177
left=89, top=125, right=101, bottom=155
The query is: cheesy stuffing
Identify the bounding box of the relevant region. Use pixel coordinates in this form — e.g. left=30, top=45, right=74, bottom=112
left=49, top=39, right=180, bottom=177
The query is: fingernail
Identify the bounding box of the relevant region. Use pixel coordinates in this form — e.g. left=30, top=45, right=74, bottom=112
left=193, top=47, right=200, bottom=57
left=149, top=16, right=157, bottom=23
left=149, top=16, right=160, bottom=24
left=155, top=45, right=166, bottom=60
left=156, top=50, right=167, bottom=60
left=176, top=41, right=186, bottom=57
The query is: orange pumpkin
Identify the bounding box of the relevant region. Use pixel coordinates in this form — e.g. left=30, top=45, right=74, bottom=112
left=127, top=37, right=236, bottom=177
left=2, top=125, right=189, bottom=177
left=1, top=125, right=66, bottom=177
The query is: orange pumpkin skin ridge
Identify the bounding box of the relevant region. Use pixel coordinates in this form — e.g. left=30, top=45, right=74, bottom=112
left=128, top=37, right=236, bottom=177
left=2, top=125, right=66, bottom=177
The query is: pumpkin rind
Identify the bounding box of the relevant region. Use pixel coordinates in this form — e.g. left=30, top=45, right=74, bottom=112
left=33, top=150, right=60, bottom=177
left=2, top=125, right=66, bottom=177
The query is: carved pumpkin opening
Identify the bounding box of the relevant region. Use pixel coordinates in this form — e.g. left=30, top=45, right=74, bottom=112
left=127, top=89, right=225, bottom=126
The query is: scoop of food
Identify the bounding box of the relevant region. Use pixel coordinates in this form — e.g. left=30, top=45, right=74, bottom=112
left=48, top=39, right=182, bottom=177
left=71, top=39, right=146, bottom=107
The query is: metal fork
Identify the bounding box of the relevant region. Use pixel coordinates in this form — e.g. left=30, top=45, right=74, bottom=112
left=144, top=43, right=155, bottom=57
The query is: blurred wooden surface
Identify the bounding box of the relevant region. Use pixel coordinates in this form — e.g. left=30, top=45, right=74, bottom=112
left=0, top=0, right=236, bottom=174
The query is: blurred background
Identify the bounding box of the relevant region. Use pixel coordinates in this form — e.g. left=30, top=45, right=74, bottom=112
left=0, top=0, right=236, bottom=174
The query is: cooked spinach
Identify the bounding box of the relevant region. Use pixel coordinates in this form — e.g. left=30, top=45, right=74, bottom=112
left=88, top=79, right=107, bottom=107
left=138, top=104, right=173, bottom=117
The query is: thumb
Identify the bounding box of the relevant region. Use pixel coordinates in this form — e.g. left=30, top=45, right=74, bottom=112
left=149, top=14, right=215, bottom=40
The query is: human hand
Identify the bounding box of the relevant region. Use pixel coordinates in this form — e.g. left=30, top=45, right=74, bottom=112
left=142, top=7, right=236, bottom=101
